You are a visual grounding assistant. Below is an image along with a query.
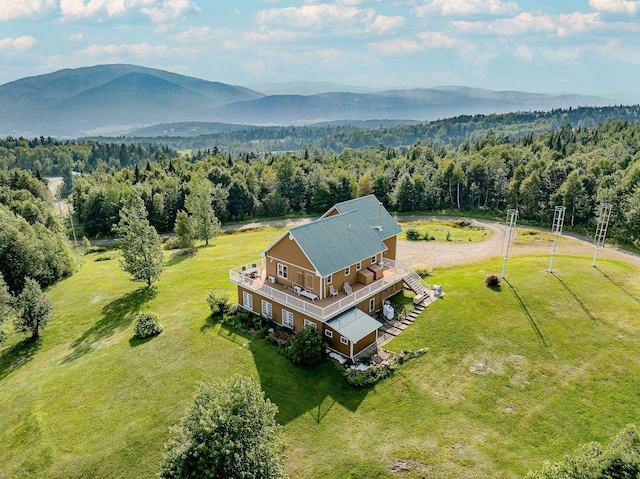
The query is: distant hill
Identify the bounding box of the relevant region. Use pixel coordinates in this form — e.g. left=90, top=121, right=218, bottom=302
left=0, top=64, right=263, bottom=137
left=0, top=64, right=622, bottom=138
left=191, top=88, right=615, bottom=125
left=245, top=81, right=377, bottom=96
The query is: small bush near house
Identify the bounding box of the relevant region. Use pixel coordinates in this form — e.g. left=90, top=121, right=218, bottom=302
left=344, top=349, right=428, bottom=387
left=133, top=312, right=163, bottom=338
left=206, top=290, right=230, bottom=316
left=422, top=231, right=435, bottom=241
left=411, top=263, right=433, bottom=276
left=486, top=275, right=501, bottom=287
left=405, top=228, right=421, bottom=241
left=283, top=325, right=324, bottom=367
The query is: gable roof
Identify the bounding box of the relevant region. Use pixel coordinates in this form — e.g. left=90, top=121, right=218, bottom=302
left=327, top=195, right=401, bottom=240
left=266, top=209, right=387, bottom=277
left=328, top=308, right=381, bottom=343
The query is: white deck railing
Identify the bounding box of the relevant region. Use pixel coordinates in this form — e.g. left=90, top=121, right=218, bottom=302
left=229, top=258, right=410, bottom=321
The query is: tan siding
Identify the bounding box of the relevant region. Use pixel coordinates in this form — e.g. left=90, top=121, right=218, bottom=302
left=324, top=207, right=339, bottom=218
left=383, top=235, right=397, bottom=261
left=353, top=331, right=377, bottom=355
left=355, top=281, right=404, bottom=315
left=323, top=325, right=351, bottom=356
left=265, top=235, right=320, bottom=295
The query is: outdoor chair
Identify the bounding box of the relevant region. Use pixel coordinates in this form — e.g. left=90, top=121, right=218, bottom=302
left=329, top=285, right=339, bottom=297
left=343, top=282, right=352, bottom=295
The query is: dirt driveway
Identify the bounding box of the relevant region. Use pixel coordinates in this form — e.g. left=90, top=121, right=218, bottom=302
left=396, top=216, right=640, bottom=269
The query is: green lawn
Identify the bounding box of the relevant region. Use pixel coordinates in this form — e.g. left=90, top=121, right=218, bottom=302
left=1, top=226, right=640, bottom=478
left=399, top=219, right=492, bottom=242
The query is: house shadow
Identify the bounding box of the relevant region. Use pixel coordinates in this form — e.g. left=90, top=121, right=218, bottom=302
left=212, top=321, right=370, bottom=425
left=0, top=337, right=42, bottom=382
left=61, top=286, right=157, bottom=364
left=504, top=279, right=552, bottom=347
left=551, top=273, right=599, bottom=324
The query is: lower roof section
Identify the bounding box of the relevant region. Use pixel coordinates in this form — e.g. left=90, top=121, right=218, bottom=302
left=327, top=307, right=381, bottom=343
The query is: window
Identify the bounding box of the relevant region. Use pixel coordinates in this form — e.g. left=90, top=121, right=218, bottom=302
left=344, top=266, right=350, bottom=276
left=242, top=291, right=253, bottom=311
left=324, top=329, right=333, bottom=338
left=261, top=300, right=272, bottom=319
left=356, top=261, right=361, bottom=271
left=277, top=263, right=288, bottom=280
left=327, top=274, right=332, bottom=284
left=371, top=255, right=376, bottom=264
left=340, top=336, right=348, bottom=345
left=304, top=318, right=317, bottom=329
left=282, top=310, right=294, bottom=329
left=369, top=298, right=375, bottom=312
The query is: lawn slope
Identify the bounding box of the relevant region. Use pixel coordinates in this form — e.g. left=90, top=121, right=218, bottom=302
left=1, top=226, right=640, bottom=478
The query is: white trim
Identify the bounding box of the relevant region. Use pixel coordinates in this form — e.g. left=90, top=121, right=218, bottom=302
left=269, top=256, right=317, bottom=276
left=282, top=309, right=294, bottom=329
left=356, top=261, right=361, bottom=271
left=344, top=266, right=350, bottom=276
left=277, top=263, right=288, bottom=280
left=304, top=318, right=317, bottom=329
left=340, top=336, right=348, bottom=345
left=324, top=329, right=333, bottom=338
left=369, top=297, right=375, bottom=312
left=264, top=234, right=322, bottom=277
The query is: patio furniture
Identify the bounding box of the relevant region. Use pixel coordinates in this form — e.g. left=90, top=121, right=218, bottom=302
left=343, top=282, right=352, bottom=295
left=329, top=285, right=339, bottom=297
left=299, top=290, right=318, bottom=301
left=244, top=267, right=259, bottom=278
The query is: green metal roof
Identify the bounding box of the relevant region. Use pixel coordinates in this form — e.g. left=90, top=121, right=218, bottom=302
left=332, top=195, right=402, bottom=240
left=288, top=210, right=386, bottom=277
left=328, top=308, right=381, bottom=343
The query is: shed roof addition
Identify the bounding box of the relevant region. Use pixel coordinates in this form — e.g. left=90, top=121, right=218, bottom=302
left=327, top=308, right=381, bottom=343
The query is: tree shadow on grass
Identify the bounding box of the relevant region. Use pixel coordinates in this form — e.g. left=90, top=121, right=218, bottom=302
left=0, top=337, right=42, bottom=382
left=128, top=334, right=156, bottom=347
left=595, top=266, right=640, bottom=305
left=61, top=286, right=157, bottom=364
left=165, top=250, right=198, bottom=267
left=551, top=273, right=599, bottom=324
left=504, top=279, right=552, bottom=347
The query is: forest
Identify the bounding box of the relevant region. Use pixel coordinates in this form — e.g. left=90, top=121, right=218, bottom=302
left=1, top=118, right=640, bottom=251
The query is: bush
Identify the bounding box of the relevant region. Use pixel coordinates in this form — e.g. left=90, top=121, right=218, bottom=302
left=411, top=263, right=433, bottom=276
left=94, top=254, right=113, bottom=262
left=163, top=237, right=184, bottom=250
left=283, top=325, right=324, bottom=367
left=446, top=231, right=451, bottom=241
left=405, top=228, right=421, bottom=241
left=133, top=312, right=163, bottom=338
left=344, top=348, right=428, bottom=387
left=422, top=231, right=435, bottom=241
left=206, top=290, right=230, bottom=316
left=486, top=275, right=501, bottom=287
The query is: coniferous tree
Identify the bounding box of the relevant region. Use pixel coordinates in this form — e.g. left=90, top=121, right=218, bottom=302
left=14, top=277, right=53, bottom=339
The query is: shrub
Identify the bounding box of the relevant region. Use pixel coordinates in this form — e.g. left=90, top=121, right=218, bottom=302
left=422, top=231, right=435, bottom=241
left=405, top=228, right=421, bottom=241
left=283, top=325, right=324, bottom=367
left=163, top=237, right=184, bottom=250
left=486, top=275, right=501, bottom=287
left=344, top=349, right=428, bottom=387
left=206, top=290, right=230, bottom=316
left=133, top=312, right=163, bottom=338
left=94, top=254, right=113, bottom=262
left=411, top=263, right=433, bottom=276
left=446, top=231, right=451, bottom=241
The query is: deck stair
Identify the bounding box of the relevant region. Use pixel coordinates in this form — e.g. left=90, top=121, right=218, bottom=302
left=403, top=271, right=431, bottom=301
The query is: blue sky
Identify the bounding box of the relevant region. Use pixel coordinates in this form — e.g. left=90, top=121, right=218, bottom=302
left=0, top=0, right=638, bottom=95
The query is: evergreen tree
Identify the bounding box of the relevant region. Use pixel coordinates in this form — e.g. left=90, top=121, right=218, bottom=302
left=173, top=211, right=196, bottom=248
left=0, top=272, right=14, bottom=345
left=184, top=178, right=220, bottom=246
left=114, top=204, right=164, bottom=287
left=14, top=277, right=53, bottom=339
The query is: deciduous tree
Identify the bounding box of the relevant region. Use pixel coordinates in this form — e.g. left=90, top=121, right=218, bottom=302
left=14, top=277, right=53, bottom=339
left=159, top=375, right=286, bottom=479
left=185, top=178, right=221, bottom=245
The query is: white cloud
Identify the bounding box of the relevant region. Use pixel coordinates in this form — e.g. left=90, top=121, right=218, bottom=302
left=367, top=15, right=405, bottom=34
left=590, top=0, right=640, bottom=14
left=369, top=29, right=461, bottom=55
left=258, top=4, right=374, bottom=30
left=58, top=0, right=199, bottom=22
left=412, top=0, right=520, bottom=17
left=69, top=32, right=84, bottom=41
left=74, top=41, right=186, bottom=57
left=452, top=12, right=601, bottom=37
left=0, top=0, right=56, bottom=21
left=0, top=36, right=37, bottom=51
left=142, top=0, right=201, bottom=23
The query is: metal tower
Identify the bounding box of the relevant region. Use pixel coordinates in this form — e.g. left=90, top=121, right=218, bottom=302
left=501, top=209, right=519, bottom=279
left=548, top=206, right=566, bottom=273
left=592, top=203, right=613, bottom=267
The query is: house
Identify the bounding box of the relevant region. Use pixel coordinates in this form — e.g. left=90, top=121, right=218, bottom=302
left=229, top=195, right=425, bottom=360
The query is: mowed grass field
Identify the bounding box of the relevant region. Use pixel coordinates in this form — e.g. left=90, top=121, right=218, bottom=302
left=398, top=219, right=492, bottom=242
left=1, top=226, right=640, bottom=478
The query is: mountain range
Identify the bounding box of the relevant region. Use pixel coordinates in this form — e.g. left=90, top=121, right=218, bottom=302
left=0, top=64, right=621, bottom=138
